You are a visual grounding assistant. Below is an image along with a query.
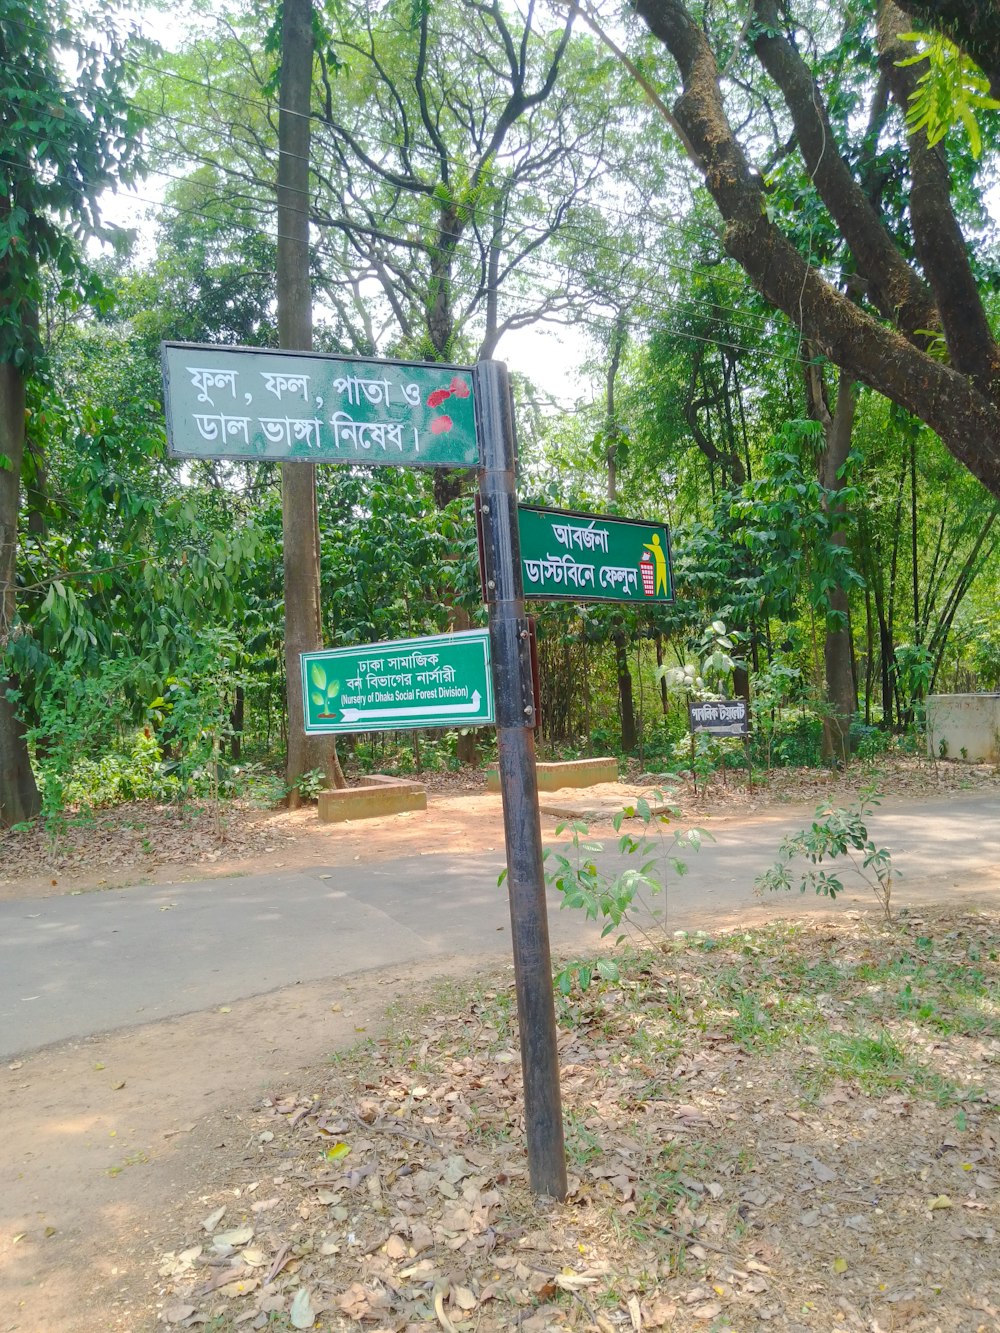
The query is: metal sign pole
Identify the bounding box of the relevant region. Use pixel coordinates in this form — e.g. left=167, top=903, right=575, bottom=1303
left=474, top=359, right=567, bottom=1201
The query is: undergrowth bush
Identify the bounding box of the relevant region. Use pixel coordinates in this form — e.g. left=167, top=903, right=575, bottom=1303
left=26, top=631, right=245, bottom=825
left=51, top=728, right=176, bottom=809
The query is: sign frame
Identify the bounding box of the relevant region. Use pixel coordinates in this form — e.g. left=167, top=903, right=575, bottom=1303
left=688, top=697, right=750, bottom=737
left=300, top=629, right=494, bottom=735
left=161, top=340, right=479, bottom=469
left=516, top=503, right=674, bottom=604
left=160, top=344, right=569, bottom=1201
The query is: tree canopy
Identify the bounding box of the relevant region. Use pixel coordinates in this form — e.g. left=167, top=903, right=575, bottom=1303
left=4, top=0, right=1000, bottom=825
left=627, top=0, right=1000, bottom=497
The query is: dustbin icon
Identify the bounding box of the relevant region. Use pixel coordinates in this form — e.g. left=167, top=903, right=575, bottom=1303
left=640, top=550, right=655, bottom=595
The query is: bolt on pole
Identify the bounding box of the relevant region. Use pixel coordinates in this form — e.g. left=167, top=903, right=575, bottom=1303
left=474, top=358, right=567, bottom=1201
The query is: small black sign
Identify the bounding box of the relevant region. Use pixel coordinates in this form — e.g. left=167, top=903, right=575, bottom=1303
left=689, top=698, right=749, bottom=737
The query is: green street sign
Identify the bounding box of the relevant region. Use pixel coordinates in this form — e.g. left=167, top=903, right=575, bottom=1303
left=161, top=342, right=478, bottom=468
left=300, top=630, right=494, bottom=734
left=517, top=505, right=674, bottom=603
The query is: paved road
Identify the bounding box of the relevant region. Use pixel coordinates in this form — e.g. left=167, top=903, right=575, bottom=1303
left=2, top=792, right=997, bottom=1059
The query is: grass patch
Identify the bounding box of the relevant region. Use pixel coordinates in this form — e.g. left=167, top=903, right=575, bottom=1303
left=823, top=1028, right=906, bottom=1085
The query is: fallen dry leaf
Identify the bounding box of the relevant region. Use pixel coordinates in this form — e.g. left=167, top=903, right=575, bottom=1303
left=201, top=1206, right=226, bottom=1233
left=212, top=1224, right=253, bottom=1252
left=690, top=1301, right=722, bottom=1321
left=289, top=1286, right=315, bottom=1329
left=161, top=1303, right=196, bottom=1324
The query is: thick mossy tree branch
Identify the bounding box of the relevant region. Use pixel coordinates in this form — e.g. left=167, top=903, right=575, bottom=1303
left=751, top=0, right=938, bottom=344
left=630, top=0, right=1000, bottom=499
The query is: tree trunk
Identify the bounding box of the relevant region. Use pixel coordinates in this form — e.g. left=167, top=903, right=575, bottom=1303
left=0, top=362, right=41, bottom=825
left=805, top=370, right=864, bottom=767
left=230, top=684, right=244, bottom=763
left=278, top=0, right=344, bottom=802
left=614, top=631, right=637, bottom=753
left=606, top=310, right=627, bottom=501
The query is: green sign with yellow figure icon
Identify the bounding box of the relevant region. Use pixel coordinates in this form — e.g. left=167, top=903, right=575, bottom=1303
left=517, top=505, right=673, bottom=604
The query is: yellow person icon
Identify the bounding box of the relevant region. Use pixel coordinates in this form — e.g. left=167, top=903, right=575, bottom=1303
left=642, top=532, right=669, bottom=596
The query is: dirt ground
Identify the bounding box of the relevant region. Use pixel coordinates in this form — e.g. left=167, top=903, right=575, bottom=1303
left=2, top=755, right=997, bottom=903
left=2, top=757, right=999, bottom=1333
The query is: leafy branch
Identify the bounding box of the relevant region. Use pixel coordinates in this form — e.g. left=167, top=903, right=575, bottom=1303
left=754, top=788, right=896, bottom=922
left=541, top=792, right=709, bottom=992
left=898, top=31, right=1000, bottom=158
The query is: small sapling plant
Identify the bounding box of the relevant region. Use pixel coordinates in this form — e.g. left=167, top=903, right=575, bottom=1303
left=754, top=786, right=896, bottom=922
left=542, top=791, right=709, bottom=992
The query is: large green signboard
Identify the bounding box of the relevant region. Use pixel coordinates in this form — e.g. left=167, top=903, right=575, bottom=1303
left=161, top=342, right=478, bottom=468
left=518, top=505, right=673, bottom=603
left=301, top=630, right=494, bottom=734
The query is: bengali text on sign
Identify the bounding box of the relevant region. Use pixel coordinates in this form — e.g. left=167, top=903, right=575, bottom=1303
left=517, top=505, right=673, bottom=604
left=162, top=343, right=478, bottom=468
left=300, top=630, right=494, bottom=734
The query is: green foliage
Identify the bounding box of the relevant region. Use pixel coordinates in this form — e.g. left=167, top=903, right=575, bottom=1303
left=25, top=630, right=246, bottom=824
left=116, top=172, right=279, bottom=351
left=659, top=619, right=739, bottom=701
left=893, top=642, right=935, bottom=732
left=658, top=620, right=733, bottom=703
left=666, top=729, right=743, bottom=789
left=851, top=722, right=894, bottom=762
left=147, top=629, right=246, bottom=792
left=969, top=616, right=1000, bottom=689
left=897, top=32, right=1000, bottom=159
left=747, top=657, right=818, bottom=770
left=542, top=794, right=709, bottom=993
left=727, top=425, right=864, bottom=630
left=292, top=768, right=327, bottom=802
left=49, top=728, right=167, bottom=810
left=894, top=642, right=934, bottom=702
left=754, top=789, right=896, bottom=922
left=762, top=714, right=824, bottom=768
left=0, top=0, right=145, bottom=369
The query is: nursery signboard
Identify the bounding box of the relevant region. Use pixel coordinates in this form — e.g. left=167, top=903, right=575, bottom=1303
left=161, top=342, right=478, bottom=468
left=300, top=630, right=494, bottom=734
left=516, top=505, right=673, bottom=604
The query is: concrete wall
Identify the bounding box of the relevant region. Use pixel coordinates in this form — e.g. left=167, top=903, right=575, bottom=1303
left=925, top=693, right=1000, bottom=763
left=318, top=775, right=426, bottom=822
left=486, top=756, right=619, bottom=793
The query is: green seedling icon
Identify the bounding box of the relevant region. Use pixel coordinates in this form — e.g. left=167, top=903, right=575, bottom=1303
left=309, top=662, right=340, bottom=718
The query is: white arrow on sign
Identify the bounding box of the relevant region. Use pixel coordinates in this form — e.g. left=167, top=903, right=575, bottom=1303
left=337, top=690, right=484, bottom=725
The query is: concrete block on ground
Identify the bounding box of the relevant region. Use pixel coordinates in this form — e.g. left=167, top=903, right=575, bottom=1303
left=926, top=694, right=1000, bottom=764
left=318, top=774, right=427, bottom=823
left=486, top=756, right=619, bottom=793
left=539, top=793, right=674, bottom=821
